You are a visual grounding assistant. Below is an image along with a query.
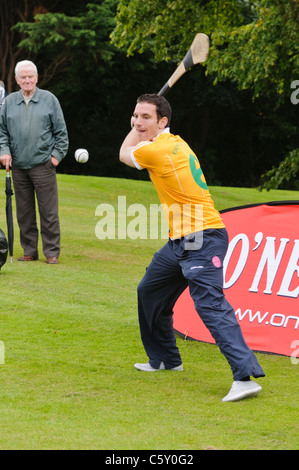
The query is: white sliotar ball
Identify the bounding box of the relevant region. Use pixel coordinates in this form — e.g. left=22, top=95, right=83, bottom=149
left=74, top=148, right=89, bottom=163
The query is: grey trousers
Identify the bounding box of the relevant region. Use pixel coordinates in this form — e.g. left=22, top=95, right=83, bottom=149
left=12, top=160, right=60, bottom=259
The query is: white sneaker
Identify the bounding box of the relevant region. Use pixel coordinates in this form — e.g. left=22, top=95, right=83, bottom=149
left=134, top=362, right=165, bottom=371
left=134, top=362, right=183, bottom=371
left=222, top=380, right=262, bottom=402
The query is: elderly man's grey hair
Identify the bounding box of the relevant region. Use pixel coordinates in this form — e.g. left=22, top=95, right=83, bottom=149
left=15, top=60, right=38, bottom=77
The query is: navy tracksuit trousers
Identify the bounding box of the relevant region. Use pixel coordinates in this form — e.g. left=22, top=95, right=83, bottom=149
left=137, top=228, right=265, bottom=381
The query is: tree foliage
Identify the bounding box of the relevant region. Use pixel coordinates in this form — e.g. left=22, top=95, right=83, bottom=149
left=259, top=148, right=299, bottom=191
left=111, top=0, right=299, bottom=188
left=9, top=0, right=171, bottom=180
left=0, top=0, right=48, bottom=93
left=111, top=0, right=246, bottom=63
left=111, top=0, right=299, bottom=105
left=13, top=1, right=118, bottom=88
left=209, top=0, right=299, bottom=104
left=1, top=0, right=298, bottom=188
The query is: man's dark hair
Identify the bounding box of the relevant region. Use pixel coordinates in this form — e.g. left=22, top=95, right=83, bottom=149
left=137, top=94, right=172, bottom=126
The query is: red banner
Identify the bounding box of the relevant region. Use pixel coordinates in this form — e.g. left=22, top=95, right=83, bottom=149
left=173, top=202, right=299, bottom=356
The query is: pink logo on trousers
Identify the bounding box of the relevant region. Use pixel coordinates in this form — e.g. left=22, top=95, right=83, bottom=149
left=212, top=256, right=221, bottom=268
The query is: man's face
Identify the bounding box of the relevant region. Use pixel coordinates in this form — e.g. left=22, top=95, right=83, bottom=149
left=15, top=66, right=38, bottom=95
left=132, top=102, right=167, bottom=141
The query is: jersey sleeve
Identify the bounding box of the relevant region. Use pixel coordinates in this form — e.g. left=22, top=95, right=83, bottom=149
left=132, top=140, right=161, bottom=171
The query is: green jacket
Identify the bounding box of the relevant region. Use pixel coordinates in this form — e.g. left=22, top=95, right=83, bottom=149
left=0, top=87, right=68, bottom=169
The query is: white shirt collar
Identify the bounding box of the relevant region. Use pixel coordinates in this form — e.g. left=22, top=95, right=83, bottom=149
left=154, top=127, right=170, bottom=140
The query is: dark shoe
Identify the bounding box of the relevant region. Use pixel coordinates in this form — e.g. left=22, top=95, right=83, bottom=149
left=46, top=257, right=59, bottom=264
left=18, top=255, right=38, bottom=262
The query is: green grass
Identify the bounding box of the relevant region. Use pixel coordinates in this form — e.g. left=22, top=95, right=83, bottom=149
left=0, top=174, right=298, bottom=450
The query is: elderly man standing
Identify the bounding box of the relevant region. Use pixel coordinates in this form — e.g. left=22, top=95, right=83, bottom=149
left=0, top=60, right=68, bottom=264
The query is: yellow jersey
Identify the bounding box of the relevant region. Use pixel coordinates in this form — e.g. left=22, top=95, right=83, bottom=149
left=131, top=129, right=225, bottom=239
